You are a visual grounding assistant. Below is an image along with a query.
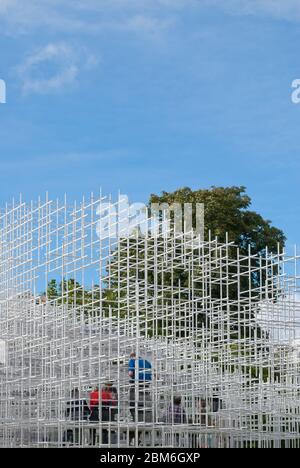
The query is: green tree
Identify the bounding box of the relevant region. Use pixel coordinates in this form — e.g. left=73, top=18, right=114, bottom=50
left=46, top=278, right=116, bottom=318
left=149, top=186, right=285, bottom=256
left=148, top=186, right=286, bottom=338
left=46, top=187, right=286, bottom=340
left=106, top=186, right=285, bottom=339
left=47, top=279, right=59, bottom=300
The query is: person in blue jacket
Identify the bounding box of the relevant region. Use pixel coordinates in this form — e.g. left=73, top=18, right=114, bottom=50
left=128, top=352, right=152, bottom=445
left=128, top=352, right=152, bottom=383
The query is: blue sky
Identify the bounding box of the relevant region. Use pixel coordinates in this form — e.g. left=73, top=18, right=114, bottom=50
left=0, top=0, right=300, bottom=248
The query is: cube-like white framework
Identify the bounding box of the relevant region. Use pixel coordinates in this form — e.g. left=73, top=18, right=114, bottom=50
left=0, top=194, right=299, bottom=448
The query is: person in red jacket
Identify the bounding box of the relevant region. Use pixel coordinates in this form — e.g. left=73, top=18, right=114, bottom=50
left=89, top=386, right=99, bottom=446
left=89, top=382, right=117, bottom=445
left=101, top=386, right=114, bottom=406
left=90, top=386, right=100, bottom=413
left=101, top=382, right=117, bottom=419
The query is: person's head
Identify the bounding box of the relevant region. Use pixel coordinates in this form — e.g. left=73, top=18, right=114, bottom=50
left=130, top=352, right=136, bottom=359
left=94, top=386, right=99, bottom=392
left=173, top=396, right=182, bottom=406
left=200, top=399, right=206, bottom=409
left=71, top=388, right=79, bottom=399
left=104, top=380, right=113, bottom=390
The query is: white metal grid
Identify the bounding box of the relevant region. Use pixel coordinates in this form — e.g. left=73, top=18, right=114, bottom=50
left=0, top=194, right=299, bottom=448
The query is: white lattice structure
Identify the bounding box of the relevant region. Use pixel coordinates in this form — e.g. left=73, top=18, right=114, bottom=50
left=0, top=194, right=299, bottom=448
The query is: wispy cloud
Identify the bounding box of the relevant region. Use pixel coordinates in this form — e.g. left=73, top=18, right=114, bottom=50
left=207, top=0, right=300, bottom=21
left=0, top=0, right=179, bottom=36
left=1, top=0, right=300, bottom=37
left=115, top=14, right=174, bottom=36
left=3, top=1, right=300, bottom=94
left=16, top=43, right=99, bottom=95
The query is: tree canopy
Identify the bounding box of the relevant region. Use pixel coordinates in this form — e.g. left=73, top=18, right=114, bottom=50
left=45, top=187, right=286, bottom=339
left=149, top=186, right=285, bottom=256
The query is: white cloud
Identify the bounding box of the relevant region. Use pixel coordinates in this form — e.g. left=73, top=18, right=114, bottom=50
left=1, top=0, right=300, bottom=37
left=0, top=0, right=180, bottom=36
left=3, top=1, right=299, bottom=96
left=17, top=43, right=99, bottom=95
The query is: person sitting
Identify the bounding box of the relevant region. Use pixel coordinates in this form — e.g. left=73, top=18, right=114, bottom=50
left=101, top=382, right=117, bottom=421
left=160, top=396, right=187, bottom=447
left=101, top=381, right=118, bottom=444
left=64, top=388, right=90, bottom=445
left=161, top=396, right=187, bottom=424
left=89, top=382, right=117, bottom=445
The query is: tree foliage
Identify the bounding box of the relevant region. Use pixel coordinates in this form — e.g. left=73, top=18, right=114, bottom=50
left=148, top=187, right=286, bottom=337
left=46, top=187, right=286, bottom=340
left=150, top=186, right=285, bottom=256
